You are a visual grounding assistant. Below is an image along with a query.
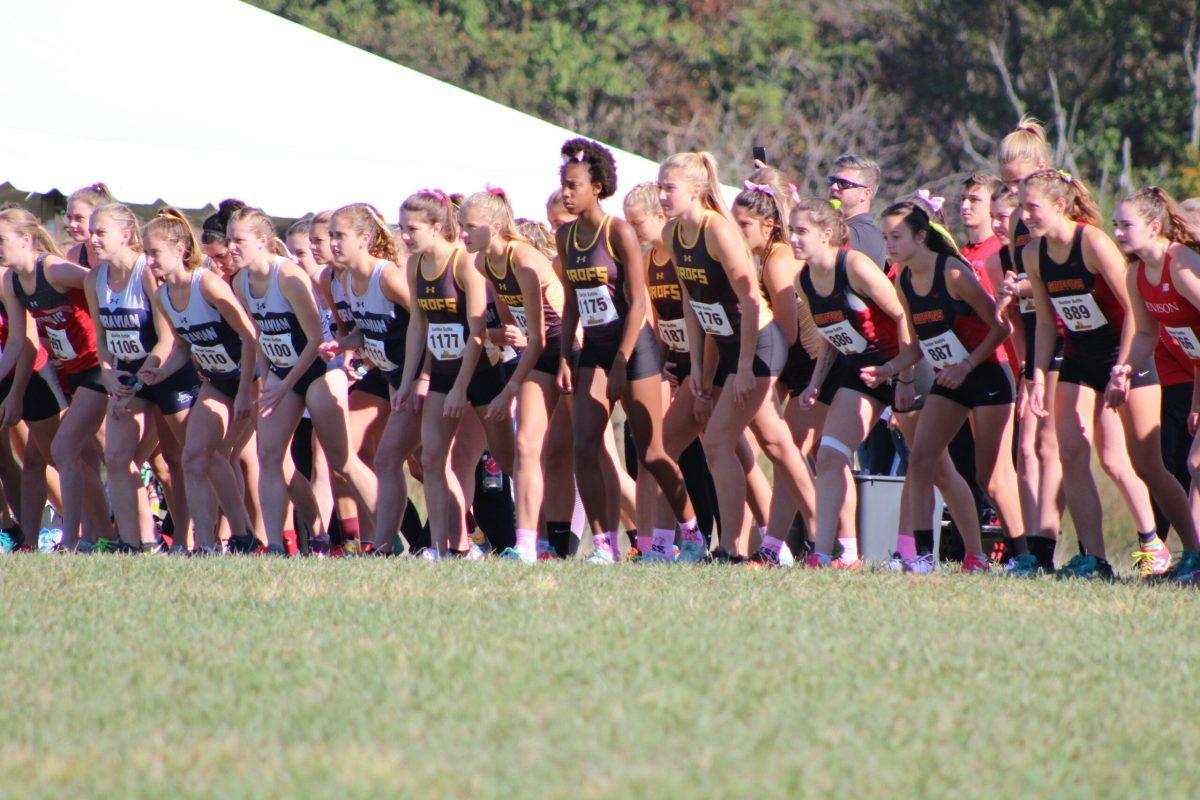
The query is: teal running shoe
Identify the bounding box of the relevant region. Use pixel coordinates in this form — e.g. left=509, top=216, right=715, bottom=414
left=498, top=546, right=535, bottom=564
left=1002, top=553, right=1045, bottom=577
left=585, top=548, right=616, bottom=564
left=1165, top=550, right=1200, bottom=583
left=1056, top=554, right=1114, bottom=580
left=0, top=528, right=20, bottom=553
left=677, top=537, right=707, bottom=564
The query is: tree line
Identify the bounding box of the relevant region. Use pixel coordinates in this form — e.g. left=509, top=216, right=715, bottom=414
left=251, top=0, right=1200, bottom=213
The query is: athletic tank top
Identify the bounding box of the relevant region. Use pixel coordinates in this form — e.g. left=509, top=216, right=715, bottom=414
left=12, top=255, right=98, bottom=375
left=759, top=242, right=821, bottom=358
left=672, top=211, right=770, bottom=342
left=328, top=269, right=356, bottom=333
left=798, top=248, right=899, bottom=364
left=898, top=254, right=1001, bottom=372
left=160, top=270, right=242, bottom=378
left=647, top=247, right=688, bottom=354
left=239, top=258, right=308, bottom=371
left=0, top=288, right=49, bottom=372
left=416, top=249, right=470, bottom=368
left=484, top=242, right=565, bottom=343
left=1138, top=250, right=1200, bottom=362
left=1039, top=224, right=1123, bottom=359
left=345, top=259, right=409, bottom=375
left=562, top=216, right=627, bottom=340
left=96, top=255, right=157, bottom=369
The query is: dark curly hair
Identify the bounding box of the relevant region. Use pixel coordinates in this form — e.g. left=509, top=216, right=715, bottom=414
left=202, top=198, right=247, bottom=245
left=559, top=137, right=618, bottom=200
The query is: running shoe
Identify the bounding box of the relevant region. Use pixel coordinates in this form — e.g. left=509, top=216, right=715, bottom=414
left=228, top=533, right=257, bottom=555
left=264, top=543, right=288, bottom=557
left=309, top=536, right=332, bottom=558
left=907, top=553, right=936, bottom=575
left=1001, top=553, right=1045, bottom=577
left=140, top=539, right=166, bottom=554
left=1165, top=550, right=1200, bottom=583
left=754, top=546, right=794, bottom=568
left=37, top=528, right=63, bottom=553
left=961, top=552, right=990, bottom=574
left=167, top=543, right=190, bottom=556
left=1131, top=538, right=1171, bottom=579
left=537, top=550, right=561, bottom=561
left=1056, top=554, right=1114, bottom=580
left=677, top=538, right=707, bottom=564
left=735, top=555, right=764, bottom=570
left=803, top=554, right=828, bottom=569
left=584, top=548, right=616, bottom=565
left=498, top=546, right=535, bottom=564
left=417, top=548, right=440, bottom=562
left=92, top=538, right=121, bottom=554
left=0, top=528, right=19, bottom=553
left=832, top=556, right=863, bottom=571
left=341, top=538, right=364, bottom=557
left=642, top=547, right=673, bottom=564
left=74, top=540, right=95, bottom=554
left=623, top=546, right=643, bottom=562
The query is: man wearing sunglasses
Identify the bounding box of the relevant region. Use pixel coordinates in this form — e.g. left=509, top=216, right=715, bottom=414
left=828, top=154, right=886, bottom=269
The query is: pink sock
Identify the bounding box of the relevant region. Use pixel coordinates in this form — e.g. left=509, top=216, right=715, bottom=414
left=678, top=519, right=703, bottom=543
left=652, top=528, right=675, bottom=556
left=592, top=532, right=616, bottom=559
left=636, top=534, right=653, bottom=553
left=515, top=528, right=538, bottom=557
left=896, top=533, right=916, bottom=561
left=838, top=536, right=859, bottom=562
left=761, top=535, right=785, bottom=556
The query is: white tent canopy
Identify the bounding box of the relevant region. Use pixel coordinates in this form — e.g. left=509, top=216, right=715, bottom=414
left=0, top=0, right=692, bottom=221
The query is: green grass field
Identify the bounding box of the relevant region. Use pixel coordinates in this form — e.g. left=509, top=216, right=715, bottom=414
left=1, top=556, right=1198, bottom=799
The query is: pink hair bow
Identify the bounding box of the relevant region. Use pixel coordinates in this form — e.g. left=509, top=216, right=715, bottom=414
left=788, top=183, right=801, bottom=204
left=485, top=184, right=506, bottom=197
left=743, top=180, right=773, bottom=194
left=916, top=189, right=945, bottom=214
left=421, top=188, right=449, bottom=206
left=561, top=151, right=587, bottom=165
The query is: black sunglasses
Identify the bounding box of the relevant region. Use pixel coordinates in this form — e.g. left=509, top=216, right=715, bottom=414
left=827, top=175, right=869, bottom=191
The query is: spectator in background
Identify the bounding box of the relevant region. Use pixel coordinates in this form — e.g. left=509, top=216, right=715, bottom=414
left=830, top=154, right=896, bottom=473
left=828, top=154, right=885, bottom=269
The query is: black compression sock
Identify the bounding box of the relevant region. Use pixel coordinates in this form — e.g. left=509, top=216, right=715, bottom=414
left=914, top=529, right=934, bottom=556
left=1137, top=530, right=1158, bottom=545
left=1004, top=535, right=1029, bottom=557
left=1026, top=535, right=1056, bottom=569
left=547, top=521, right=572, bottom=558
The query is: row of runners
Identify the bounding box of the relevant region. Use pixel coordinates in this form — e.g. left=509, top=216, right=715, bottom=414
left=0, top=118, right=1198, bottom=579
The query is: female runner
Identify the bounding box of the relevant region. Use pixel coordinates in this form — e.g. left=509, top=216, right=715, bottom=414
left=395, top=190, right=514, bottom=558
left=791, top=196, right=915, bottom=569
left=146, top=209, right=258, bottom=553
left=659, top=151, right=814, bottom=564
left=556, top=140, right=700, bottom=564
left=884, top=199, right=1021, bottom=573
left=325, top=202, right=426, bottom=555
left=994, top=118, right=1065, bottom=574
left=64, top=183, right=113, bottom=269
left=1022, top=170, right=1195, bottom=579
left=0, top=208, right=115, bottom=550
left=732, top=179, right=820, bottom=564
left=1106, top=186, right=1200, bottom=581
left=85, top=203, right=198, bottom=551
left=0, top=257, right=64, bottom=550
left=229, top=206, right=379, bottom=555
left=462, top=187, right=570, bottom=562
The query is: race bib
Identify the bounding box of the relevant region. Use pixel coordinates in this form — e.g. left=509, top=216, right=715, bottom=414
left=1166, top=325, right=1200, bottom=360
left=192, top=343, right=237, bottom=374
left=362, top=336, right=400, bottom=372
left=919, top=331, right=969, bottom=371
left=46, top=328, right=77, bottom=362
left=427, top=322, right=465, bottom=360
left=508, top=305, right=528, bottom=335
left=818, top=319, right=868, bottom=355
left=1050, top=293, right=1106, bottom=332
left=576, top=286, right=619, bottom=327
left=106, top=330, right=148, bottom=361
left=657, top=318, right=690, bottom=352
left=260, top=332, right=299, bottom=368
left=688, top=300, right=733, bottom=337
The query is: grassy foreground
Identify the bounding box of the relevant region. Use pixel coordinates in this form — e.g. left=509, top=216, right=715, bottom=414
left=0, top=556, right=1197, bottom=799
